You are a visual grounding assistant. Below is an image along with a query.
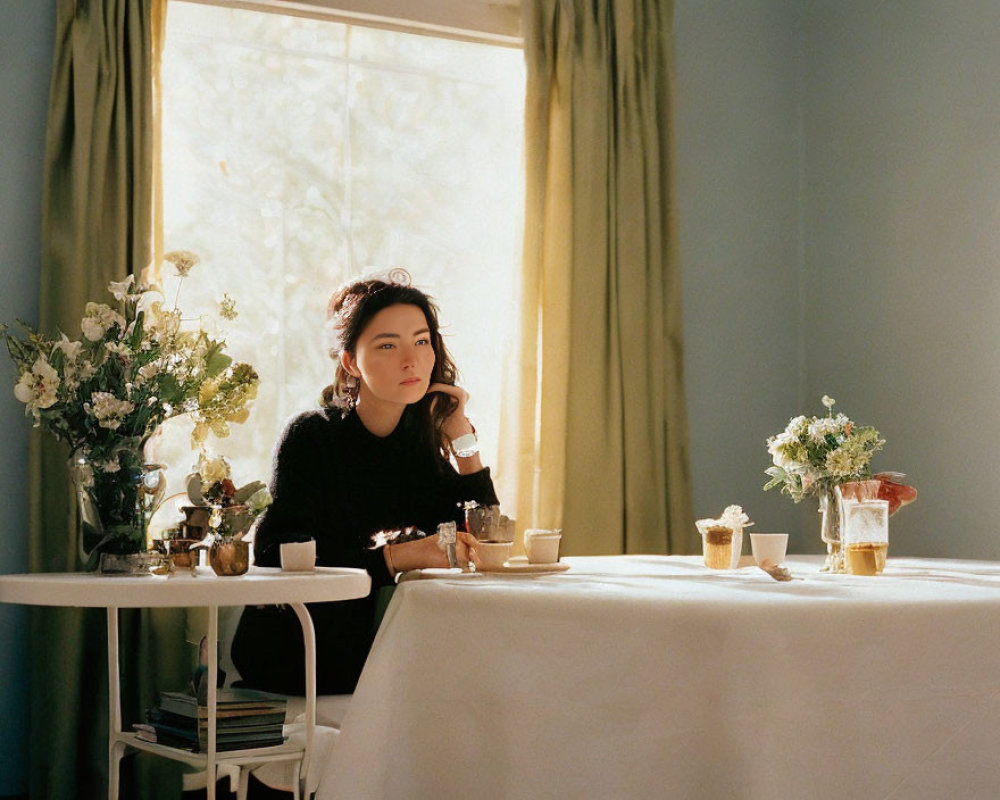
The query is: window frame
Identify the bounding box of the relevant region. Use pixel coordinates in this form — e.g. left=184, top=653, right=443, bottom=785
left=176, top=0, right=523, bottom=47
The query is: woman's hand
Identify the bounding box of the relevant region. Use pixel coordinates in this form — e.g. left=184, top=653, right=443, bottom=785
left=384, top=529, right=481, bottom=576
left=426, top=382, right=475, bottom=442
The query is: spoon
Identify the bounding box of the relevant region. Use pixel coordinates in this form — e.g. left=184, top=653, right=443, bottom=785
left=758, top=559, right=792, bottom=581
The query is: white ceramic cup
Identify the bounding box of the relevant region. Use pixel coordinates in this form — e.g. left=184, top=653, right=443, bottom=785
left=524, top=529, right=562, bottom=564
left=749, top=533, right=788, bottom=566
left=280, top=540, right=316, bottom=572
left=477, top=540, right=512, bottom=570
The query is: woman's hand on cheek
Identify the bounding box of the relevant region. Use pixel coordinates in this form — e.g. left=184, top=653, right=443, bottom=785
left=427, top=382, right=475, bottom=442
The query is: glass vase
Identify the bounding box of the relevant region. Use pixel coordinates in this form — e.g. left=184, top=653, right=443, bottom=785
left=818, top=486, right=845, bottom=573
left=69, top=446, right=167, bottom=573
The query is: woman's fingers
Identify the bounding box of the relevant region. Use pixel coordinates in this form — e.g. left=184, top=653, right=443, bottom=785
left=458, top=531, right=480, bottom=569
left=427, top=382, right=468, bottom=416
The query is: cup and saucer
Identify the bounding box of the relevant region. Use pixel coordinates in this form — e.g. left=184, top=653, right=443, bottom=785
left=476, top=530, right=569, bottom=575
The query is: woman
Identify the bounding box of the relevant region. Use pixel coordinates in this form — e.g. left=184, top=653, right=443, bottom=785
left=231, top=270, right=497, bottom=694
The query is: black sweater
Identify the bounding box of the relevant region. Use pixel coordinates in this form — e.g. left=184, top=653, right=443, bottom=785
left=231, top=405, right=498, bottom=694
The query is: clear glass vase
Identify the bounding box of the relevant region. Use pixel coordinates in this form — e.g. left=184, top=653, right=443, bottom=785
left=69, top=445, right=167, bottom=572
left=818, top=486, right=845, bottom=573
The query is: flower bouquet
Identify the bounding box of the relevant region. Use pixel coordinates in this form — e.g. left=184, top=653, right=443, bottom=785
left=1, top=252, right=259, bottom=565
left=763, top=395, right=885, bottom=501
left=186, top=452, right=271, bottom=540
left=185, top=452, right=271, bottom=576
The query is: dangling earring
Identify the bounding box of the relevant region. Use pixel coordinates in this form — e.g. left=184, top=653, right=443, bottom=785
left=342, top=373, right=359, bottom=413
left=344, top=374, right=358, bottom=402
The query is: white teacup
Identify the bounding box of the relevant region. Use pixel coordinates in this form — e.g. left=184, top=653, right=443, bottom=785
left=524, top=529, right=562, bottom=564
left=280, top=540, right=316, bottom=572
left=749, top=533, right=788, bottom=566
left=477, top=540, right=512, bottom=570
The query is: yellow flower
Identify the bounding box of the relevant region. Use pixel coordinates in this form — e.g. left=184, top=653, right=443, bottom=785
left=163, top=250, right=200, bottom=278
left=219, top=293, right=238, bottom=321
left=199, top=380, right=219, bottom=405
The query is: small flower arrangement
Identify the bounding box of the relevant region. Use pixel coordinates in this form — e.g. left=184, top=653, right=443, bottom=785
left=695, top=505, right=754, bottom=536
left=764, top=395, right=885, bottom=502
left=186, top=452, right=271, bottom=540
left=1, top=251, right=260, bottom=556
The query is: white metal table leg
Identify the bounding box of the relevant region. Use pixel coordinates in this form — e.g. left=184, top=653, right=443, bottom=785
left=207, top=603, right=219, bottom=800
left=289, top=603, right=316, bottom=800
left=107, top=606, right=122, bottom=800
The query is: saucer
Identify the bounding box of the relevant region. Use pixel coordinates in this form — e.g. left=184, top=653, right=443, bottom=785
left=477, top=557, right=570, bottom=575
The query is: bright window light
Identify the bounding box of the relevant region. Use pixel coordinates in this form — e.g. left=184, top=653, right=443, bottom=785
left=154, top=2, right=525, bottom=505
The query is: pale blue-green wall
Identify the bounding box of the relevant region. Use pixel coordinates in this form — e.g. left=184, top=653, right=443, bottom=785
left=678, top=0, right=1000, bottom=558
left=675, top=0, right=808, bottom=547
left=0, top=1, right=52, bottom=795
left=799, top=1, right=1000, bottom=559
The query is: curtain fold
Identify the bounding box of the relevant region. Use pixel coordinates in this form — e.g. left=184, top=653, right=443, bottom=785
left=515, top=0, right=696, bottom=555
left=32, top=1, right=189, bottom=798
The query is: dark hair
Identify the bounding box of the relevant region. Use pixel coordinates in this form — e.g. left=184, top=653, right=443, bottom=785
left=321, top=269, right=459, bottom=456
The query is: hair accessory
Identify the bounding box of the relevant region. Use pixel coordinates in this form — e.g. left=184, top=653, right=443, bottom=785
left=450, top=432, right=479, bottom=459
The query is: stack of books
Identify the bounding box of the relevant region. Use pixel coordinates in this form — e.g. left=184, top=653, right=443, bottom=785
left=134, top=687, right=288, bottom=752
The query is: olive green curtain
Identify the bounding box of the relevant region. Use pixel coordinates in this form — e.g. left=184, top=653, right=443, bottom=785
left=31, top=1, right=189, bottom=798
left=514, top=0, right=697, bottom=555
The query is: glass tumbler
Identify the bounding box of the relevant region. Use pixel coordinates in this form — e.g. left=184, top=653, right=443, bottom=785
left=841, top=498, right=889, bottom=576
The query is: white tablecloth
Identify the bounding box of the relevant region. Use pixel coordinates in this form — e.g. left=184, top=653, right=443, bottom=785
left=319, top=556, right=1000, bottom=799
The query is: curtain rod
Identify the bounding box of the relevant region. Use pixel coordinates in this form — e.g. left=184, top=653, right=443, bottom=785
left=174, top=0, right=524, bottom=48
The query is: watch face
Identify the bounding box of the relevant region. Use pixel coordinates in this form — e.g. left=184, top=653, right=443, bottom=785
left=451, top=432, right=478, bottom=457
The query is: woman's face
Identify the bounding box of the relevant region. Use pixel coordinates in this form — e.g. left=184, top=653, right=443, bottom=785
left=343, top=303, right=436, bottom=408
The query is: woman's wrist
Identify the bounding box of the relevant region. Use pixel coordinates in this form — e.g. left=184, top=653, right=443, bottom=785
left=454, top=452, right=484, bottom=474
left=384, top=543, right=396, bottom=577
left=386, top=537, right=447, bottom=573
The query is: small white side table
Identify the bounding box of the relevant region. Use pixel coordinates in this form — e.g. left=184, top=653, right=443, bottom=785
left=0, top=565, right=370, bottom=800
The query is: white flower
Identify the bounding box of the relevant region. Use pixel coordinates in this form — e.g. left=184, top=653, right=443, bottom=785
left=104, top=341, right=132, bottom=358
left=108, top=275, right=136, bottom=301
left=696, top=504, right=754, bottom=535
left=719, top=505, right=753, bottom=532
left=767, top=431, right=796, bottom=454
left=88, top=391, right=135, bottom=430
left=81, top=302, right=125, bottom=342
left=137, top=362, right=160, bottom=384
left=822, top=395, right=836, bottom=409
left=13, top=358, right=60, bottom=414
left=53, top=334, right=83, bottom=362
left=786, top=415, right=809, bottom=436
left=807, top=417, right=840, bottom=443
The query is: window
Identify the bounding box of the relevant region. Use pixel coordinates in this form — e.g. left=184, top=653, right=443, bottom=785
left=152, top=1, right=525, bottom=512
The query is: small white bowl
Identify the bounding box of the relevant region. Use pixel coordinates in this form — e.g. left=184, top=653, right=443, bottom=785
left=280, top=540, right=316, bottom=572
left=477, top=540, right=513, bottom=570
left=523, top=530, right=562, bottom=564
left=749, top=533, right=788, bottom=566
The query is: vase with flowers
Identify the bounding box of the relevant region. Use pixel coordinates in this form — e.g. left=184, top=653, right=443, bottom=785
left=763, top=395, right=886, bottom=572
left=1, top=251, right=260, bottom=572
left=186, top=452, right=271, bottom=576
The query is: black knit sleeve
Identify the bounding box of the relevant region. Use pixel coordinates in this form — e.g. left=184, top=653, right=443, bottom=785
left=441, top=461, right=501, bottom=529
left=252, top=412, right=329, bottom=568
